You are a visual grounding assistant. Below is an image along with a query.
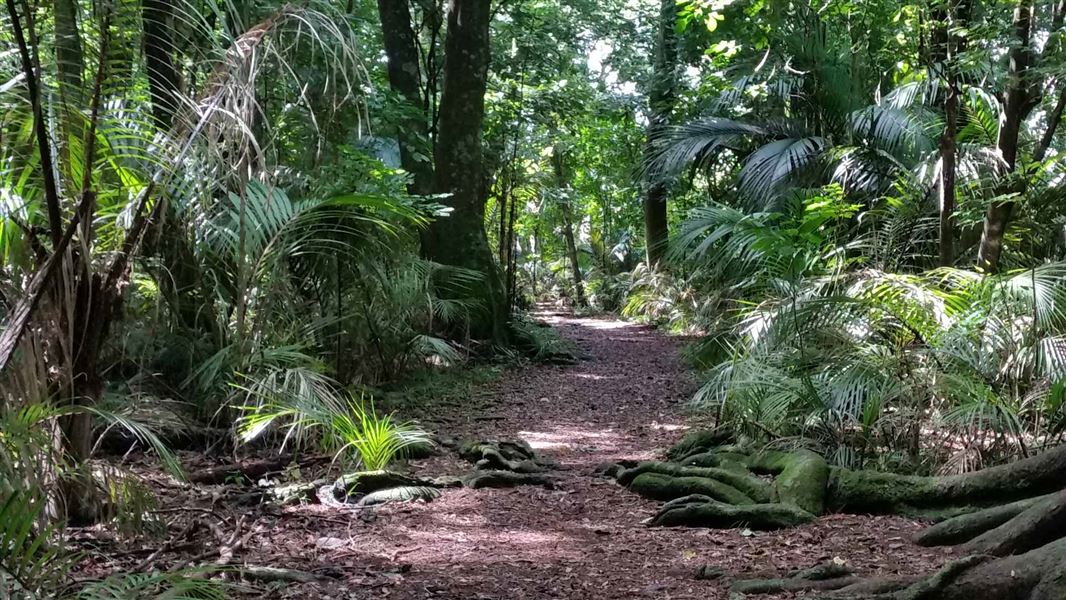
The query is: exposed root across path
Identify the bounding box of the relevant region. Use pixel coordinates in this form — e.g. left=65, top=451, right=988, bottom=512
left=93, top=313, right=953, bottom=599
left=266, top=312, right=949, bottom=599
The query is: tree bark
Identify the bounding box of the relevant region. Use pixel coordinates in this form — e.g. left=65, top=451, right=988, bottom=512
left=143, top=0, right=181, bottom=129
left=424, top=0, right=507, bottom=342
left=939, top=81, right=957, bottom=267
left=552, top=147, right=586, bottom=307
left=929, top=0, right=962, bottom=267
left=376, top=0, right=434, bottom=196
left=640, top=0, right=678, bottom=267
left=54, top=0, right=84, bottom=170
left=976, top=0, right=1035, bottom=272
left=141, top=1, right=215, bottom=335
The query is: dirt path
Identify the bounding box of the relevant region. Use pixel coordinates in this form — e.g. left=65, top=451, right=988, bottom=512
left=98, top=313, right=952, bottom=598
left=239, top=311, right=947, bottom=599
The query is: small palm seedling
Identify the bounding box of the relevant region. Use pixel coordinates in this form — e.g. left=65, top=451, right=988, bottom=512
left=237, top=383, right=432, bottom=471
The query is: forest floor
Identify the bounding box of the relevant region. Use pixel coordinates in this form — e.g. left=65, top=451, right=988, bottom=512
left=78, top=311, right=954, bottom=599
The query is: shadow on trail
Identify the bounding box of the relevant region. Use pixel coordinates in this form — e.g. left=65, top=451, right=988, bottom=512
left=277, top=312, right=949, bottom=600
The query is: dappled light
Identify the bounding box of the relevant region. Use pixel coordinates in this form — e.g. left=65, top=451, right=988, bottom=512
left=4, top=0, right=1066, bottom=597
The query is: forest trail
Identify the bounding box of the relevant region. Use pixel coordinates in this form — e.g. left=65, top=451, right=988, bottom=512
left=239, top=312, right=950, bottom=599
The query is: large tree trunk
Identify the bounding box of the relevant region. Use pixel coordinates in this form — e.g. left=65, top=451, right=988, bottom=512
left=976, top=0, right=1035, bottom=272
left=640, top=0, right=678, bottom=267
left=141, top=3, right=214, bottom=335
left=424, top=0, right=507, bottom=342
left=376, top=0, right=434, bottom=196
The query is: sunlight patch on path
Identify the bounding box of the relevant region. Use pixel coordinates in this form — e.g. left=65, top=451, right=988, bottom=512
left=519, top=425, right=623, bottom=451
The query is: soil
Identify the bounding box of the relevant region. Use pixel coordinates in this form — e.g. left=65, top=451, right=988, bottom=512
left=75, top=311, right=954, bottom=598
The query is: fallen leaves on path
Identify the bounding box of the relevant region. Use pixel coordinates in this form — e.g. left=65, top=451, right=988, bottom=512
left=77, top=312, right=952, bottom=599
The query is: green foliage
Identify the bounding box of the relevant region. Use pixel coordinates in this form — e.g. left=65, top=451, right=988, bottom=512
left=237, top=389, right=432, bottom=471
left=668, top=191, right=1066, bottom=472
left=0, top=490, right=72, bottom=597
left=509, top=316, right=577, bottom=363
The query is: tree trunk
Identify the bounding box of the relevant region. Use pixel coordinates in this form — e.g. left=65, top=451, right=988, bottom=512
left=552, top=148, right=586, bottom=307
left=976, top=0, right=1035, bottom=272
left=938, top=84, right=957, bottom=267
left=144, top=0, right=181, bottom=129
left=424, top=0, right=507, bottom=342
left=640, top=0, right=678, bottom=267
left=54, top=0, right=84, bottom=179
left=140, top=3, right=216, bottom=334
left=931, top=0, right=961, bottom=267
left=377, top=0, right=434, bottom=196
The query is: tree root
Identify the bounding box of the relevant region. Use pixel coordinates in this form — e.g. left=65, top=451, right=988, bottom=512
left=618, top=461, right=772, bottom=502
left=460, top=439, right=554, bottom=473
left=238, top=565, right=325, bottom=584
left=463, top=470, right=555, bottom=489
left=649, top=494, right=816, bottom=529
left=665, top=428, right=734, bottom=460
left=628, top=473, right=755, bottom=505
left=333, top=470, right=431, bottom=497
left=729, top=561, right=857, bottom=596
left=828, top=445, right=1066, bottom=514
left=915, top=494, right=1055, bottom=546
left=962, top=489, right=1066, bottom=557
left=624, top=436, right=1066, bottom=598
left=748, top=449, right=829, bottom=515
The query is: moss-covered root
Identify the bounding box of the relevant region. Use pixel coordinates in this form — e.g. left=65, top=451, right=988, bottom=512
left=649, top=494, right=816, bottom=529
left=961, top=490, right=1066, bottom=557
left=818, top=540, right=1066, bottom=600
left=463, top=470, right=555, bottom=489
left=665, top=428, right=734, bottom=460
left=459, top=440, right=548, bottom=473
left=748, top=449, right=829, bottom=515
left=629, top=473, right=755, bottom=505
left=729, top=562, right=856, bottom=596
left=333, top=470, right=429, bottom=498
left=829, top=444, right=1066, bottom=514
left=678, top=450, right=751, bottom=471
left=916, top=493, right=1057, bottom=547
left=618, top=461, right=772, bottom=502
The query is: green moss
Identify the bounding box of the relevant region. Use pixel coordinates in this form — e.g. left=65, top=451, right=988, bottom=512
left=617, top=460, right=771, bottom=503
left=679, top=451, right=751, bottom=472
left=827, top=467, right=942, bottom=513
left=651, top=495, right=816, bottom=529
left=666, top=429, right=733, bottom=460
left=749, top=450, right=828, bottom=515
left=629, top=473, right=755, bottom=505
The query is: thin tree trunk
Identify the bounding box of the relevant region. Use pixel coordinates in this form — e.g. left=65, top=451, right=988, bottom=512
left=932, top=0, right=960, bottom=267
left=1034, top=86, right=1066, bottom=164
left=641, top=0, right=678, bottom=267
left=425, top=0, right=507, bottom=342
left=144, top=0, right=181, bottom=129
left=938, top=87, right=957, bottom=266
left=54, top=0, right=84, bottom=171
left=552, top=148, right=586, bottom=307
